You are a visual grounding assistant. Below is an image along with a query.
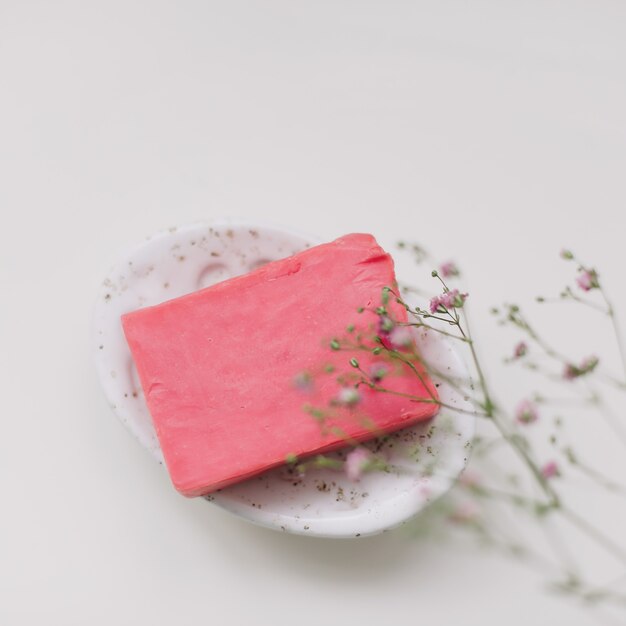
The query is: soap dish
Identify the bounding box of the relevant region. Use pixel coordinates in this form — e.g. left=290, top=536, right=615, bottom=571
left=93, top=220, right=475, bottom=538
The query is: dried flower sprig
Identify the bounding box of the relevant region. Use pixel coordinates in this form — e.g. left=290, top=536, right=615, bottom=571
left=296, top=242, right=626, bottom=612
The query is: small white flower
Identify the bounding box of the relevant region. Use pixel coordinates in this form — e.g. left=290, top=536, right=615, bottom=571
left=337, top=387, right=361, bottom=407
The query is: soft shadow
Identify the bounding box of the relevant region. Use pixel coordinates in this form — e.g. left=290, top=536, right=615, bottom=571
left=183, top=497, right=434, bottom=584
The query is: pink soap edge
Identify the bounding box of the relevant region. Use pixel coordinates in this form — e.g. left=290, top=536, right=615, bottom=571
left=178, top=402, right=440, bottom=497
left=120, top=233, right=383, bottom=326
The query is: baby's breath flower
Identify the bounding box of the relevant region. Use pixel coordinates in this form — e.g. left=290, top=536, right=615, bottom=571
left=581, top=355, right=599, bottom=371
left=576, top=269, right=599, bottom=292
left=513, top=341, right=528, bottom=358
left=563, top=355, right=599, bottom=380
left=293, top=371, right=313, bottom=391
left=378, top=315, right=395, bottom=335
left=439, top=260, right=460, bottom=278
left=389, top=326, right=414, bottom=349
left=516, top=399, right=539, bottom=425
left=344, top=447, right=371, bottom=481
left=337, top=387, right=361, bottom=407
left=369, top=362, right=388, bottom=382
left=541, top=461, right=560, bottom=479
left=429, top=289, right=469, bottom=314
left=429, top=296, right=442, bottom=314
left=562, top=364, right=576, bottom=380
left=449, top=501, right=480, bottom=524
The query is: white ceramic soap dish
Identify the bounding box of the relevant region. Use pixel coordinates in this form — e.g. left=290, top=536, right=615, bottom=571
left=93, top=220, right=474, bottom=538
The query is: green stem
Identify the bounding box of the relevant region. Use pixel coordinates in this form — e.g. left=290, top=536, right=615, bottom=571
left=563, top=287, right=609, bottom=314
left=366, top=382, right=487, bottom=418
left=403, top=321, right=467, bottom=342
left=600, top=287, right=626, bottom=387
left=459, top=309, right=560, bottom=507
left=561, top=507, right=626, bottom=567
left=519, top=314, right=572, bottom=365
left=581, top=381, right=626, bottom=449
left=570, top=459, right=626, bottom=495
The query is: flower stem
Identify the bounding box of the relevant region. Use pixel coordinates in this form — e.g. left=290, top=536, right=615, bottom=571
left=561, top=507, right=626, bottom=567
left=600, top=287, right=626, bottom=388
left=459, top=309, right=560, bottom=507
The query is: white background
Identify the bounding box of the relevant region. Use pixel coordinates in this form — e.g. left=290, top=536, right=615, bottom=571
left=2, top=1, right=626, bottom=624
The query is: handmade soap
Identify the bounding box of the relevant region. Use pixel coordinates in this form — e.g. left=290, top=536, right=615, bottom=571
left=122, top=234, right=439, bottom=496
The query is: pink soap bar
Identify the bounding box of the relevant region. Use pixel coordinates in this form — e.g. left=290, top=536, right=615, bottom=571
left=122, top=234, right=438, bottom=496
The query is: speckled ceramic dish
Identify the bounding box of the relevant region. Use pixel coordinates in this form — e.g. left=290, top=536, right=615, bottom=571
left=93, top=220, right=475, bottom=538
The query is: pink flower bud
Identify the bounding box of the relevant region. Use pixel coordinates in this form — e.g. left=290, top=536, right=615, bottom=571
left=541, top=461, right=559, bottom=479
left=513, top=342, right=528, bottom=358
left=439, top=261, right=460, bottom=278
left=345, top=447, right=371, bottom=481
left=449, top=500, right=480, bottom=524
left=576, top=269, right=599, bottom=292
left=516, top=399, right=538, bottom=425
left=429, top=289, right=468, bottom=314
left=563, top=355, right=599, bottom=380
